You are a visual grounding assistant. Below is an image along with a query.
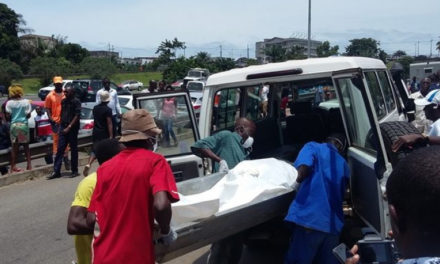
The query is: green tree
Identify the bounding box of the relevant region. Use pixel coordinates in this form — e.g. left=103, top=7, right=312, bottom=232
left=80, top=57, right=117, bottom=79
left=0, top=59, right=23, bottom=88
left=285, top=45, right=307, bottom=60
left=345, top=38, right=381, bottom=58
left=393, top=50, right=407, bottom=58
left=0, top=3, right=29, bottom=63
left=378, top=49, right=388, bottom=63
left=264, top=45, right=286, bottom=62
left=155, top=38, right=186, bottom=65
left=210, top=57, right=236, bottom=72
left=194, top=52, right=211, bottom=68
left=396, top=55, right=414, bottom=79
left=436, top=41, right=440, bottom=53
left=58, top=43, right=90, bottom=64
left=29, top=57, right=73, bottom=86
left=162, top=56, right=196, bottom=82
left=246, top=58, right=259, bottom=66
left=316, top=41, right=339, bottom=57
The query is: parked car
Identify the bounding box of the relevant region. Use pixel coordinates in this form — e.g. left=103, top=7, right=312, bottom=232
left=71, top=79, right=131, bottom=103
left=79, top=102, right=95, bottom=134
left=120, top=80, right=143, bottom=91
left=38, top=80, right=73, bottom=100
left=190, top=91, right=203, bottom=118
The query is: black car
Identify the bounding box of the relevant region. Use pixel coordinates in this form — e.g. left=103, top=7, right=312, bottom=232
left=71, top=79, right=131, bottom=102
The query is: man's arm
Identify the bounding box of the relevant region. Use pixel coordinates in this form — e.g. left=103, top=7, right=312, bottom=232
left=391, top=134, right=440, bottom=152
left=114, top=91, right=121, bottom=116
left=154, top=191, right=172, bottom=234
left=67, top=206, right=94, bottom=235
left=191, top=147, right=222, bottom=163
left=96, top=90, right=101, bottom=104
left=296, top=165, right=311, bottom=183
left=106, top=115, right=113, bottom=138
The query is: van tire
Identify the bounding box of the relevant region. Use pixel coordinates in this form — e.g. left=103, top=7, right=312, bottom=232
left=380, top=121, right=427, bottom=166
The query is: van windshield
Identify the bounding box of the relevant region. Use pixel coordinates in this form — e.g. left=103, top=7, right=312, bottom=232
left=188, top=71, right=202, bottom=77
left=187, top=82, right=204, bottom=92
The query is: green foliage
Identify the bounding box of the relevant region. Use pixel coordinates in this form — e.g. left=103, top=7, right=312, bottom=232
left=50, top=42, right=90, bottom=64
left=0, top=59, right=23, bottom=88
left=29, top=57, right=73, bottom=86
left=396, top=55, right=414, bottom=79
left=345, top=38, right=380, bottom=58
left=264, top=45, right=286, bottom=62
left=393, top=50, right=407, bottom=57
left=0, top=3, right=22, bottom=63
left=210, top=57, right=236, bottom=72
left=246, top=58, right=259, bottom=66
left=316, top=41, right=339, bottom=57
left=154, top=38, right=186, bottom=67
left=285, top=46, right=307, bottom=60
left=80, top=57, right=117, bottom=79
left=163, top=56, right=197, bottom=83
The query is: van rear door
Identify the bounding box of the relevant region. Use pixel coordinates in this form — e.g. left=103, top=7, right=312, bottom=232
left=133, top=91, right=203, bottom=181
left=332, top=71, right=390, bottom=238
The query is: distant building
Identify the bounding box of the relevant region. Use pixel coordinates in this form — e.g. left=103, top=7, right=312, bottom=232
left=255, top=37, right=322, bottom=63
left=134, top=57, right=157, bottom=65
left=19, top=34, right=57, bottom=50
left=89, top=50, right=119, bottom=59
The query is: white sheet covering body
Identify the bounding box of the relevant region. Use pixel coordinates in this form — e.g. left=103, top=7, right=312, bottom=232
left=171, top=158, right=298, bottom=226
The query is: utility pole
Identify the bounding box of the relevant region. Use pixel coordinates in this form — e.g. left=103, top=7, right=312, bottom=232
left=307, top=0, right=312, bottom=58
left=417, top=41, right=420, bottom=57
left=414, top=42, right=417, bottom=56
left=220, top=45, right=223, bottom=58
left=430, top=39, right=433, bottom=58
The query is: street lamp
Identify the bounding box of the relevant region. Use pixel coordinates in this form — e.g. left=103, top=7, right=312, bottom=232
left=307, top=0, right=311, bottom=58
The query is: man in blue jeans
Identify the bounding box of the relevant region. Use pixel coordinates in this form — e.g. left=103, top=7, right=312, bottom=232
left=47, top=86, right=81, bottom=179
left=284, top=133, right=350, bottom=264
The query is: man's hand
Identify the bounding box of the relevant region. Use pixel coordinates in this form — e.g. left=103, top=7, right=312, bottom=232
left=219, top=160, right=229, bottom=173
left=345, top=245, right=360, bottom=264
left=62, top=126, right=71, bottom=135
left=391, top=134, right=424, bottom=152
left=158, top=228, right=178, bottom=246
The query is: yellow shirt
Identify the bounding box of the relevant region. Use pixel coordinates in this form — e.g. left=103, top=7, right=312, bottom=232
left=71, top=172, right=97, bottom=264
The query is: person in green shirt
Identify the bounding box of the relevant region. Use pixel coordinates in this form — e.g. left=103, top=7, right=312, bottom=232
left=191, top=117, right=256, bottom=264
left=191, top=117, right=256, bottom=173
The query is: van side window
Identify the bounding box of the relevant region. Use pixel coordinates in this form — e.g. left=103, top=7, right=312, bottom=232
left=212, top=88, right=241, bottom=131
left=336, top=77, right=375, bottom=152
left=245, top=86, right=264, bottom=120
left=365, top=71, right=386, bottom=120
left=377, top=71, right=396, bottom=112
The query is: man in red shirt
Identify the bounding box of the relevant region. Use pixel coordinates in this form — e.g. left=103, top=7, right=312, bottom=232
left=87, top=109, right=179, bottom=264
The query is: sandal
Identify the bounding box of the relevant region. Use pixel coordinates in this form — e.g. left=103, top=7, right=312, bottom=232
left=11, top=167, right=23, bottom=173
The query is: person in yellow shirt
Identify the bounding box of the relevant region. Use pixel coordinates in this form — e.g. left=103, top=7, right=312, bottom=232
left=67, top=138, right=123, bottom=264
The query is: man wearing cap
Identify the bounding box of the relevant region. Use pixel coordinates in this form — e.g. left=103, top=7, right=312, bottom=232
left=45, top=76, right=70, bottom=168
left=87, top=109, right=179, bottom=264
left=96, top=78, right=121, bottom=136
left=47, top=86, right=81, bottom=179
left=82, top=91, right=113, bottom=176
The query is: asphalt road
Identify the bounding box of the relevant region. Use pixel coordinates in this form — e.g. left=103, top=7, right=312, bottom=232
left=0, top=164, right=287, bottom=264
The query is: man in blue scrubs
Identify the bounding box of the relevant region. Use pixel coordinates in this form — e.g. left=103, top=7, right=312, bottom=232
left=285, top=133, right=350, bottom=264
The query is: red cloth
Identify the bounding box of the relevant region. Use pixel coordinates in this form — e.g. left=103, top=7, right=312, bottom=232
left=88, top=148, right=179, bottom=264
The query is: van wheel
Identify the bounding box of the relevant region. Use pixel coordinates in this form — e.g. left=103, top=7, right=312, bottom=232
left=380, top=121, right=427, bottom=166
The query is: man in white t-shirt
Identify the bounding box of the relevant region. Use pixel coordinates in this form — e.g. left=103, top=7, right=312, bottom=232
left=414, top=89, right=440, bottom=136
left=259, top=83, right=270, bottom=117
left=96, top=78, right=121, bottom=136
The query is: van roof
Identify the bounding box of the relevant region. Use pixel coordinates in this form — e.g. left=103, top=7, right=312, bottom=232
left=207, top=56, right=386, bottom=86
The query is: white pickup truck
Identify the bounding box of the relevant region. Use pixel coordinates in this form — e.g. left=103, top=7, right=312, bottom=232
left=133, top=56, right=423, bottom=262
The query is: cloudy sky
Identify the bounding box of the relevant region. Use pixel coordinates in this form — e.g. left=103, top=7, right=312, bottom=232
left=3, top=0, right=440, bottom=58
